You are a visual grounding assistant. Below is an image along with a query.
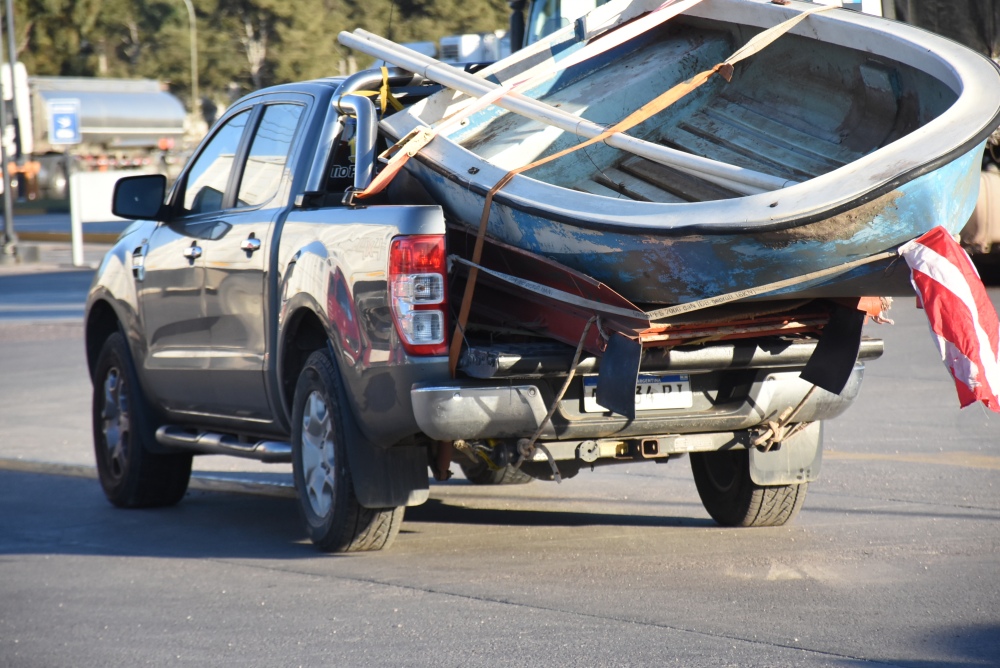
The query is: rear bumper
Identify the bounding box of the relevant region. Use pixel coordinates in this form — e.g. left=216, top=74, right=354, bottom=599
left=412, top=364, right=866, bottom=442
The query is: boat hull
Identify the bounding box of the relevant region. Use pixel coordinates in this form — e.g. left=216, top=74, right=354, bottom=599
left=373, top=0, right=1000, bottom=304
left=406, top=144, right=982, bottom=303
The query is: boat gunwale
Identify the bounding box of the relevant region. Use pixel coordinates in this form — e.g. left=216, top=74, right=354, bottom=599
left=397, top=137, right=987, bottom=236
left=379, top=0, right=1000, bottom=236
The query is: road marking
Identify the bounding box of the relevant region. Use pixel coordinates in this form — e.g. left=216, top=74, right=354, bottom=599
left=825, top=450, right=1000, bottom=471
left=0, top=304, right=84, bottom=311
left=0, top=458, right=296, bottom=498
left=0, top=459, right=96, bottom=479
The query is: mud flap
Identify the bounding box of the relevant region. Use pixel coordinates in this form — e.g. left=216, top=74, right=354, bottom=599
left=342, top=413, right=429, bottom=508
left=800, top=304, right=866, bottom=395
left=749, top=421, right=823, bottom=486
left=596, top=333, right=643, bottom=420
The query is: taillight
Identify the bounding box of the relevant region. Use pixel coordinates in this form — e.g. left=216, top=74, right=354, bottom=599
left=389, top=235, right=448, bottom=356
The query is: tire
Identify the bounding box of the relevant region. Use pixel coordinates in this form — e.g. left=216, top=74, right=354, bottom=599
left=291, top=349, right=404, bottom=552
left=690, top=449, right=807, bottom=527
left=459, top=459, right=533, bottom=485
left=92, top=332, right=192, bottom=508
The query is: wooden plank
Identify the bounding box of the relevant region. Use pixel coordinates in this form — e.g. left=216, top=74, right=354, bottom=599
left=593, top=168, right=688, bottom=203
left=664, top=125, right=808, bottom=183
left=572, top=180, right=630, bottom=199
left=674, top=120, right=820, bottom=182
left=619, top=156, right=743, bottom=202
left=684, top=112, right=846, bottom=179
left=710, top=94, right=857, bottom=167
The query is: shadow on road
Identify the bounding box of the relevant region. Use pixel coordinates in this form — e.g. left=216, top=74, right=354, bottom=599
left=877, top=623, right=1000, bottom=668
left=406, top=495, right=714, bottom=529
left=0, top=471, right=311, bottom=560
left=0, top=469, right=718, bottom=560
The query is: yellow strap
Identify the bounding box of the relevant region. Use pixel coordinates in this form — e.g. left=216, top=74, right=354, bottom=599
left=380, top=66, right=405, bottom=114
left=336, top=73, right=404, bottom=117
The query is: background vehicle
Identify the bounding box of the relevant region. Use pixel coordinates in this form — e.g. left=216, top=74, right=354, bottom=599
left=1, top=64, right=187, bottom=200
left=878, top=1, right=1000, bottom=254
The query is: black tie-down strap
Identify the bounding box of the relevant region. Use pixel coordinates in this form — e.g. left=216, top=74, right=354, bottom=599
left=800, top=303, right=867, bottom=395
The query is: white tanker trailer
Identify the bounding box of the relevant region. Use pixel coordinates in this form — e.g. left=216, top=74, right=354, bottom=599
left=2, top=64, right=188, bottom=200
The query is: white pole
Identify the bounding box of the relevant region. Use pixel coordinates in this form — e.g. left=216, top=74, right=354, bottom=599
left=340, top=29, right=791, bottom=194
left=181, top=0, right=199, bottom=117
left=69, top=172, right=83, bottom=267
left=860, top=0, right=882, bottom=16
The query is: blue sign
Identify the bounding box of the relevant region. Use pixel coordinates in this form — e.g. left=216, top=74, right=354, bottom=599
left=47, top=99, right=81, bottom=145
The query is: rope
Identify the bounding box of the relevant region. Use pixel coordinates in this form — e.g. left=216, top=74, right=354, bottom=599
left=752, top=384, right=817, bottom=450
left=452, top=439, right=503, bottom=471
left=644, top=249, right=900, bottom=321
left=514, top=316, right=599, bottom=483
left=450, top=255, right=648, bottom=320
left=451, top=250, right=901, bottom=326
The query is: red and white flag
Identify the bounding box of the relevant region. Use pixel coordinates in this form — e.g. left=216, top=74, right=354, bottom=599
left=899, top=226, right=1000, bottom=412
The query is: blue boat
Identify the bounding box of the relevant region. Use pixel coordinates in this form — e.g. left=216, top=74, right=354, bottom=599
left=353, top=0, right=1000, bottom=304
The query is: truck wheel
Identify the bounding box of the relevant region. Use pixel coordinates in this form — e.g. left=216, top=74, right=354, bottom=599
left=291, top=350, right=404, bottom=552
left=92, top=332, right=192, bottom=508
left=690, top=449, right=807, bottom=527
left=459, top=459, right=533, bottom=485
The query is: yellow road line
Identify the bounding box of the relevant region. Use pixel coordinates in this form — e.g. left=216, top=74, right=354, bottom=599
left=825, top=450, right=1000, bottom=471
left=0, top=459, right=96, bottom=479
left=17, top=231, right=121, bottom=244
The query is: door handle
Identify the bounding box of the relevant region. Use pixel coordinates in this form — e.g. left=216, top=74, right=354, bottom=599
left=240, top=234, right=261, bottom=253
left=183, top=244, right=202, bottom=260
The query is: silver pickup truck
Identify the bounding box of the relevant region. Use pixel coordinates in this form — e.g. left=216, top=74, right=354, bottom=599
left=85, top=69, right=882, bottom=552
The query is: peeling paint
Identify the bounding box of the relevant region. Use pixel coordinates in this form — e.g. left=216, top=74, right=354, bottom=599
left=752, top=190, right=904, bottom=248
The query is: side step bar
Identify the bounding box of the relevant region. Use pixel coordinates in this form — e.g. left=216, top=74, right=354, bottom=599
left=155, top=426, right=292, bottom=463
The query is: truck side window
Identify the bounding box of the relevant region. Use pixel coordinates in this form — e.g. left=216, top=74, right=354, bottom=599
left=237, top=104, right=304, bottom=207
left=182, top=110, right=250, bottom=215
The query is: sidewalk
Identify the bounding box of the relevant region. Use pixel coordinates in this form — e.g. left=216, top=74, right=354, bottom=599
left=0, top=241, right=110, bottom=274
left=1, top=210, right=128, bottom=269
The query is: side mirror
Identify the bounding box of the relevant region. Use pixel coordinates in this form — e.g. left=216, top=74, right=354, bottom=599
left=112, top=174, right=167, bottom=220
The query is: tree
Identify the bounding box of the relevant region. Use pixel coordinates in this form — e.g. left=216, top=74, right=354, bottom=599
left=348, top=0, right=509, bottom=55
left=7, top=0, right=513, bottom=104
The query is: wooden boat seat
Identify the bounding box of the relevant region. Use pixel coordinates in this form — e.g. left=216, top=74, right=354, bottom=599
left=575, top=155, right=743, bottom=203
left=571, top=64, right=888, bottom=203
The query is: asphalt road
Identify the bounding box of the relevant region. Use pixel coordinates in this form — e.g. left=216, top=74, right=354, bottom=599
left=0, top=264, right=997, bottom=667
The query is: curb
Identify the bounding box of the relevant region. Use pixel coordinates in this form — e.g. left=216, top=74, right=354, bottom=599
left=16, top=231, right=122, bottom=244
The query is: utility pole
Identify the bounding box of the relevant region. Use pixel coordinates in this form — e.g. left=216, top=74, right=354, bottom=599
left=181, top=0, right=199, bottom=118
left=5, top=0, right=22, bottom=173
left=0, top=8, right=16, bottom=263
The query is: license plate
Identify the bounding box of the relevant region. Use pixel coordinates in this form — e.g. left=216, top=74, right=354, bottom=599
left=582, top=374, right=693, bottom=413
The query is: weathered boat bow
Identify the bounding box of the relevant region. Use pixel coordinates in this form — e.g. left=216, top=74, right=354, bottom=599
left=343, top=0, right=1000, bottom=303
